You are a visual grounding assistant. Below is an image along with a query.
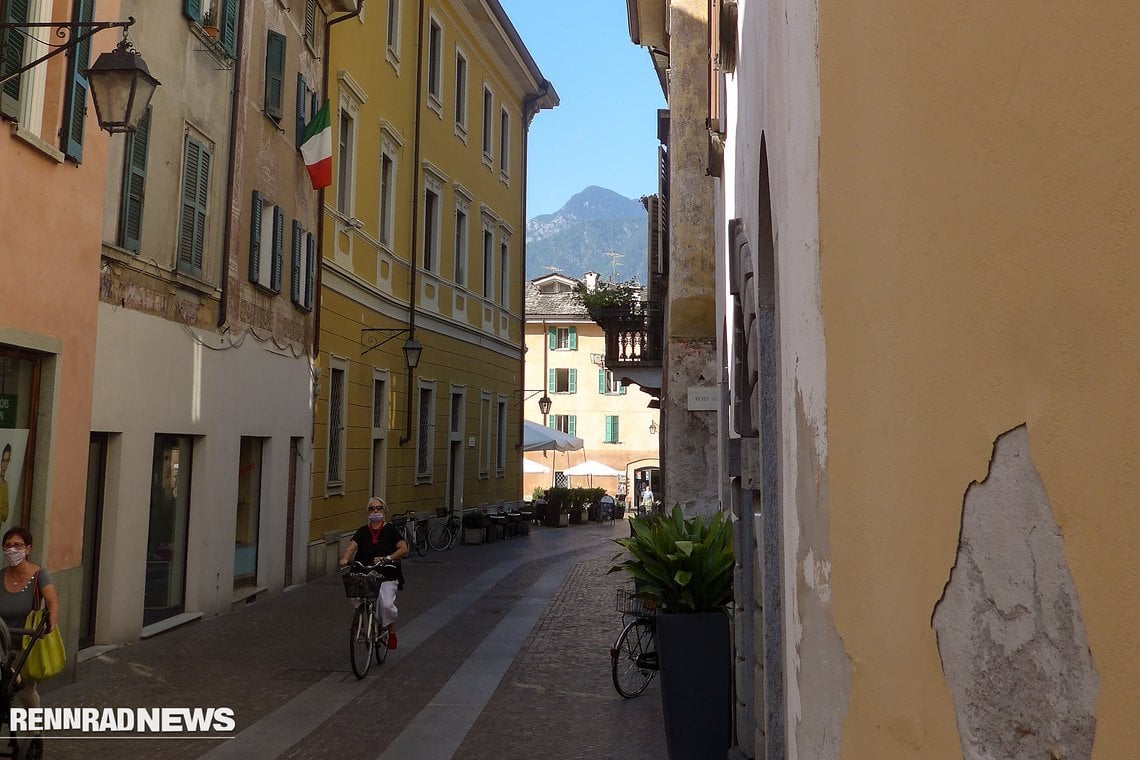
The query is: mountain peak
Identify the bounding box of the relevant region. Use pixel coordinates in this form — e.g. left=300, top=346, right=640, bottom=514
left=526, top=186, right=648, bottom=282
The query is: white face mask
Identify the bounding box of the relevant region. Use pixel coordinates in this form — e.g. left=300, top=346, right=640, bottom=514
left=3, top=548, right=26, bottom=566
left=368, top=512, right=384, bottom=524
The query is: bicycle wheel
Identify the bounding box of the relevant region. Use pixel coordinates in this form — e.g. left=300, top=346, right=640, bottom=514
left=611, top=618, right=657, bottom=698
left=410, top=523, right=427, bottom=556
left=349, top=604, right=374, bottom=679
left=427, top=521, right=453, bottom=552
left=374, top=621, right=390, bottom=664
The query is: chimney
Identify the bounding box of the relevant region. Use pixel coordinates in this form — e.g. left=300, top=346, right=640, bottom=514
left=584, top=271, right=600, bottom=292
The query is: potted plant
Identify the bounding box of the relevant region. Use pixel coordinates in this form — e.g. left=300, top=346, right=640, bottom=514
left=543, top=487, right=571, bottom=527
left=200, top=6, right=220, bottom=37
left=462, top=510, right=487, bottom=545
left=609, top=506, right=734, bottom=760
left=573, top=278, right=640, bottom=319
left=568, top=487, right=590, bottom=524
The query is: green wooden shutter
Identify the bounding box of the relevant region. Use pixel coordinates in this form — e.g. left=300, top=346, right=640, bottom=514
left=548, top=327, right=556, bottom=350
left=568, top=369, right=577, bottom=394
left=0, top=0, right=30, bottom=116
left=119, top=107, right=151, bottom=252
left=178, top=137, right=209, bottom=275
left=568, top=416, right=577, bottom=437
left=184, top=0, right=202, bottom=23
left=221, top=0, right=239, bottom=57
left=568, top=327, right=577, bottom=350
left=271, top=206, right=284, bottom=291
left=295, top=73, right=307, bottom=148
left=547, top=369, right=555, bottom=393
left=613, top=415, right=619, bottom=441
left=249, top=190, right=262, bottom=282
left=305, top=233, right=316, bottom=309
left=620, top=382, right=627, bottom=395
left=62, top=0, right=95, bottom=162
left=598, top=369, right=605, bottom=394
left=548, top=417, right=556, bottom=430
left=291, top=220, right=303, bottom=302
left=604, top=415, right=613, bottom=443
left=265, top=31, right=286, bottom=119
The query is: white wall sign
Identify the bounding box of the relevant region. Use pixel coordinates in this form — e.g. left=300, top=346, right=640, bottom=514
left=687, top=387, right=718, bottom=411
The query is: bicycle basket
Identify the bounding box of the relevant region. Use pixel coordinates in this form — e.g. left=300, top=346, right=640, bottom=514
left=615, top=589, right=658, bottom=616
left=342, top=572, right=382, bottom=599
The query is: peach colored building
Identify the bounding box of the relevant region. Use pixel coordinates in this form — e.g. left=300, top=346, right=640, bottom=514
left=0, top=0, right=122, bottom=681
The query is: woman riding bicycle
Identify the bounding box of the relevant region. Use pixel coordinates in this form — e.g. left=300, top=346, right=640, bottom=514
left=338, top=497, right=408, bottom=649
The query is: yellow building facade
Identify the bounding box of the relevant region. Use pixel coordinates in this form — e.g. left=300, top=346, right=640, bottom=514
left=310, top=0, right=556, bottom=572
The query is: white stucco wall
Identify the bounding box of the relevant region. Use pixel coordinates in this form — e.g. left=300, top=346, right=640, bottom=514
left=90, top=305, right=313, bottom=642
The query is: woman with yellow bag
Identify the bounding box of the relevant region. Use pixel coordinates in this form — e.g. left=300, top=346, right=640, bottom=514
left=0, top=528, right=59, bottom=708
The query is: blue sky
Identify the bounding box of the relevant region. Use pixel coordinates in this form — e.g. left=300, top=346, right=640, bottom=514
left=498, top=0, right=667, bottom=217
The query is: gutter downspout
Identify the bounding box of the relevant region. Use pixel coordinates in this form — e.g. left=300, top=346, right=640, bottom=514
left=518, top=83, right=548, bottom=452
left=217, top=0, right=248, bottom=329
left=399, top=0, right=427, bottom=446
left=316, top=0, right=366, bottom=359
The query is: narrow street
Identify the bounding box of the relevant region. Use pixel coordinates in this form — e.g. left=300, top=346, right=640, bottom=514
left=43, top=521, right=665, bottom=759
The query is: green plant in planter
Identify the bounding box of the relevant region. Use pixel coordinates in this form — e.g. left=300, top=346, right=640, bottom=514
left=573, top=279, right=640, bottom=313
left=530, top=485, right=546, bottom=501
left=462, top=510, right=488, bottom=529
left=609, top=505, right=734, bottom=613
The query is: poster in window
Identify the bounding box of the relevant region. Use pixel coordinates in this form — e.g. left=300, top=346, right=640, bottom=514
left=0, top=428, right=29, bottom=533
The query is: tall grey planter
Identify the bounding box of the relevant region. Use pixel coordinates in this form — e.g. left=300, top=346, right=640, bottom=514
left=655, top=611, right=731, bottom=760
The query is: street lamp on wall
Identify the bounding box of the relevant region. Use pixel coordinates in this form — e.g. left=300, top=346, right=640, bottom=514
left=538, top=395, right=552, bottom=416
left=649, top=420, right=658, bottom=435
left=402, top=338, right=423, bottom=370
left=0, top=18, right=159, bottom=134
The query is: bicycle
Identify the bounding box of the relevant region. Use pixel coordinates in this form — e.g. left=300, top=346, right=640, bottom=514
left=427, top=507, right=460, bottom=552
left=392, top=512, right=427, bottom=557
left=340, top=561, right=398, bottom=679
left=610, top=588, right=659, bottom=698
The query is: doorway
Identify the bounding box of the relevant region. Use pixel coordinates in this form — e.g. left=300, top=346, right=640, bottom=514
left=79, top=433, right=106, bottom=648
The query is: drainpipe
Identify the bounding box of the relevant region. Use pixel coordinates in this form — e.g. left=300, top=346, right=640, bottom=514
left=398, top=0, right=427, bottom=446
left=315, top=1, right=366, bottom=359
left=518, top=83, right=548, bottom=452
left=217, top=0, right=248, bottom=329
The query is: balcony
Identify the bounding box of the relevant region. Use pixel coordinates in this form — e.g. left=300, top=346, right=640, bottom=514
left=589, top=301, right=664, bottom=371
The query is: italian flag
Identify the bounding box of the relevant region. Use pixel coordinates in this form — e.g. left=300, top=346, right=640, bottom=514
left=300, top=100, right=332, bottom=190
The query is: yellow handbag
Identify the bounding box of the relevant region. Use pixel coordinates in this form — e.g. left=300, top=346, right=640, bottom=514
left=22, top=572, right=65, bottom=681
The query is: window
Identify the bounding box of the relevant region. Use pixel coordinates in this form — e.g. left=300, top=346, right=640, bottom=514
left=454, top=51, right=467, bottom=134
left=249, top=191, right=284, bottom=292
left=295, top=74, right=315, bottom=148
left=496, top=397, right=507, bottom=475
left=327, top=359, right=347, bottom=491
left=549, top=327, right=577, bottom=351
left=482, top=225, right=494, bottom=298
left=178, top=135, right=212, bottom=277
left=304, top=0, right=318, bottom=48
left=427, top=18, right=442, bottom=103
left=423, top=187, right=439, bottom=271
left=235, top=437, right=264, bottom=587
left=119, top=107, right=152, bottom=252
left=290, top=221, right=316, bottom=310
left=337, top=108, right=354, bottom=214
left=145, top=435, right=194, bottom=625
left=479, top=392, right=491, bottom=477
left=264, top=31, right=286, bottom=120
left=551, top=415, right=577, bottom=436
left=499, top=108, right=510, bottom=179
left=604, top=415, right=620, bottom=444
left=454, top=207, right=468, bottom=285
left=499, top=239, right=509, bottom=307
left=598, top=369, right=626, bottom=395
left=184, top=0, right=239, bottom=57
left=549, top=368, right=577, bottom=394
left=379, top=152, right=394, bottom=246
left=371, top=371, right=389, bottom=498
left=386, top=0, right=401, bottom=62
left=481, top=86, right=493, bottom=160
left=416, top=382, right=436, bottom=479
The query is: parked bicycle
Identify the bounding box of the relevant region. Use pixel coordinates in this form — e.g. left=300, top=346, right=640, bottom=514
left=341, top=561, right=398, bottom=678
left=610, top=588, right=659, bottom=698
left=427, top=507, right=460, bottom=552
left=391, top=512, right=427, bottom=557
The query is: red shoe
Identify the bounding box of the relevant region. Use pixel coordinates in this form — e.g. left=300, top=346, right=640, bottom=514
left=387, top=631, right=398, bottom=649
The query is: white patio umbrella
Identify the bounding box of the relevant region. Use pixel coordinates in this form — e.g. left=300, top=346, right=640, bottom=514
left=562, top=459, right=622, bottom=487
left=523, top=458, right=550, bottom=474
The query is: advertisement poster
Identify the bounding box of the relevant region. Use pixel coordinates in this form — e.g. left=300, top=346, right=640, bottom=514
left=0, top=428, right=29, bottom=534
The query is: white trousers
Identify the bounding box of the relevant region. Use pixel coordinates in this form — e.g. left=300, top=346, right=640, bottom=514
left=377, top=580, right=398, bottom=628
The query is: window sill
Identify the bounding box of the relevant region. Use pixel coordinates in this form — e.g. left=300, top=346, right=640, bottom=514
left=326, top=483, right=345, bottom=497
left=481, top=153, right=493, bottom=170
left=173, top=268, right=220, bottom=297
left=250, top=280, right=282, bottom=298
left=499, top=172, right=510, bottom=186
left=386, top=48, right=400, bottom=74
left=454, top=123, right=468, bottom=143
left=426, top=96, right=443, bottom=118
left=141, top=612, right=204, bottom=639
left=188, top=22, right=234, bottom=67
left=11, top=126, right=65, bottom=164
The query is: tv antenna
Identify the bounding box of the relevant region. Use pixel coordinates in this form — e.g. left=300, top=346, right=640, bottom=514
left=603, top=251, right=623, bottom=281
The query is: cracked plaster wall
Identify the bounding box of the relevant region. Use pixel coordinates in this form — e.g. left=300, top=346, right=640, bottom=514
left=933, top=425, right=1099, bottom=759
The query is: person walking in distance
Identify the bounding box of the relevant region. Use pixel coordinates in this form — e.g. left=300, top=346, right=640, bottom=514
left=639, top=483, right=654, bottom=513
left=338, top=498, right=408, bottom=649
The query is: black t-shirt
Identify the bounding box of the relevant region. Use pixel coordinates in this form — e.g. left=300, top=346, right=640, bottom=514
left=350, top=522, right=403, bottom=566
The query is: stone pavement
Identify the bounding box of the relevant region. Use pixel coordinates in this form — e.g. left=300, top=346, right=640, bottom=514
left=38, top=519, right=666, bottom=759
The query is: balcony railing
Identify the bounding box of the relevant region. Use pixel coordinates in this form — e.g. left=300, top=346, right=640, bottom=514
left=589, top=301, right=664, bottom=368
